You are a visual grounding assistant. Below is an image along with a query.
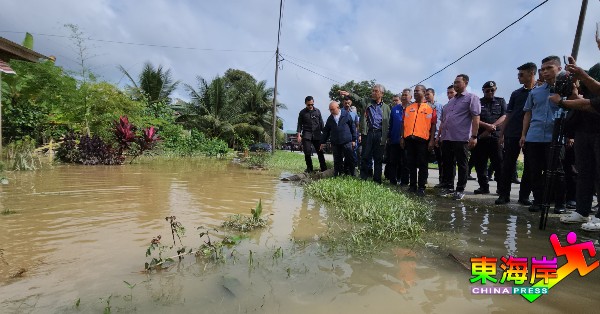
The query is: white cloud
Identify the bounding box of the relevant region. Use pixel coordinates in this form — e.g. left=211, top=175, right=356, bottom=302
left=1, top=0, right=600, bottom=130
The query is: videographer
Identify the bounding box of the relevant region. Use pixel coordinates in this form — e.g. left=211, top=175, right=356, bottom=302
left=520, top=56, right=567, bottom=214
left=553, top=56, right=600, bottom=231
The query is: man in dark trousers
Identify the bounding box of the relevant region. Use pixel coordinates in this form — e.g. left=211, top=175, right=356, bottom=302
left=495, top=62, right=536, bottom=205
left=471, top=81, right=506, bottom=194
left=296, top=96, right=327, bottom=173
left=400, top=85, right=436, bottom=196
left=339, top=84, right=390, bottom=183
left=321, top=101, right=357, bottom=176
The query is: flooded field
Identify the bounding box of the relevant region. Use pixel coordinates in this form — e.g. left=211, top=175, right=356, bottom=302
left=1, top=159, right=599, bottom=313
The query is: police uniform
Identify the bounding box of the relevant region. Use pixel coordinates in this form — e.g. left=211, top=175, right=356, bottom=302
left=472, top=81, right=506, bottom=193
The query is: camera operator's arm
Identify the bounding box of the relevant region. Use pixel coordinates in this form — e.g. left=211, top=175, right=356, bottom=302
left=549, top=93, right=593, bottom=112
left=520, top=111, right=531, bottom=148
left=566, top=57, right=600, bottom=96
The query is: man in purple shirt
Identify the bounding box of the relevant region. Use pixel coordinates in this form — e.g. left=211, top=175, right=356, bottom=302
left=437, top=74, right=481, bottom=200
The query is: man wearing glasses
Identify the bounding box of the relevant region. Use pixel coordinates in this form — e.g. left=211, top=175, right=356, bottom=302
left=471, top=81, right=506, bottom=195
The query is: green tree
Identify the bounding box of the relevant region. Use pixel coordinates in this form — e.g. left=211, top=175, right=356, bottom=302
left=119, top=62, right=180, bottom=105
left=1, top=60, right=78, bottom=143
left=328, top=80, right=395, bottom=110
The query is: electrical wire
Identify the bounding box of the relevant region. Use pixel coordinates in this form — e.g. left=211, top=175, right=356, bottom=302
left=281, top=58, right=343, bottom=84
left=410, top=0, right=549, bottom=87
left=0, top=30, right=272, bottom=53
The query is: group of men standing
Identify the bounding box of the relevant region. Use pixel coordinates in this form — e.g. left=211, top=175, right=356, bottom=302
left=296, top=51, right=600, bottom=232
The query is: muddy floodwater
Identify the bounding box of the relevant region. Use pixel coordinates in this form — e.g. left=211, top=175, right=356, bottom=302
left=1, top=159, right=599, bottom=313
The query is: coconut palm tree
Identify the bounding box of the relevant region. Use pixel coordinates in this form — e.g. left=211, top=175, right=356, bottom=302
left=118, top=62, right=180, bottom=105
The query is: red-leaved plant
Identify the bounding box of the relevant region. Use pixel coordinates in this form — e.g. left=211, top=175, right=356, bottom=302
left=114, top=115, right=161, bottom=163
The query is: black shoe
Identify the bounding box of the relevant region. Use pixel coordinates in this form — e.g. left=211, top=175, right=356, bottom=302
left=474, top=188, right=490, bottom=195
left=467, top=175, right=476, bottom=181
left=512, top=178, right=521, bottom=184
left=495, top=196, right=510, bottom=205
left=416, top=189, right=426, bottom=197
left=566, top=200, right=576, bottom=209
left=408, top=186, right=417, bottom=193
left=439, top=188, right=454, bottom=197
left=304, top=168, right=313, bottom=173
left=518, top=199, right=533, bottom=206
left=553, top=206, right=567, bottom=214
left=528, top=204, right=542, bottom=212
left=434, top=183, right=445, bottom=188
left=453, top=191, right=465, bottom=200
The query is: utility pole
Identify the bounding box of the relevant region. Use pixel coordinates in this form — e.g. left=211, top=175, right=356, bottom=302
left=571, top=0, right=588, bottom=60
left=271, top=0, right=283, bottom=154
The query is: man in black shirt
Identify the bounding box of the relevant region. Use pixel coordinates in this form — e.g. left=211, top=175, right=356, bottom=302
left=495, top=63, right=536, bottom=205
left=471, top=81, right=506, bottom=194
left=296, top=96, right=327, bottom=173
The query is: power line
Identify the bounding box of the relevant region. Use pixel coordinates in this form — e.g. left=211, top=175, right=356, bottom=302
left=281, top=58, right=343, bottom=84
left=281, top=53, right=355, bottom=81
left=410, top=0, right=549, bottom=87
left=0, top=30, right=272, bottom=53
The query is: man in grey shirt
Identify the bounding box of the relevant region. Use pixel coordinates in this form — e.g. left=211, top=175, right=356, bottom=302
left=437, top=74, right=481, bottom=200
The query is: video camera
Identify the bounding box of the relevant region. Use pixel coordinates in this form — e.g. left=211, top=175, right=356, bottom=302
left=550, top=71, right=575, bottom=99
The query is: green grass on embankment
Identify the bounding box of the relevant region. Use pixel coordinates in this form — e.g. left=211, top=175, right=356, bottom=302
left=304, top=177, right=432, bottom=251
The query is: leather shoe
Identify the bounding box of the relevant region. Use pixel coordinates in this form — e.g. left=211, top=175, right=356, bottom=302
left=518, top=199, right=533, bottom=206
left=495, top=196, right=510, bottom=205
left=474, top=188, right=490, bottom=195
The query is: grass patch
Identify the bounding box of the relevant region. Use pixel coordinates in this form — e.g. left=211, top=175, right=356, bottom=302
left=305, top=177, right=431, bottom=252
left=243, top=151, right=333, bottom=173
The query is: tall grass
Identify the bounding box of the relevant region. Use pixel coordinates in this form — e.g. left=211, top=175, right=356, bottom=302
left=305, top=177, right=431, bottom=251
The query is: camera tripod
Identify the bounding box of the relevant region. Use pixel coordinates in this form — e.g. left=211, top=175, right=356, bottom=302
left=539, top=107, right=568, bottom=230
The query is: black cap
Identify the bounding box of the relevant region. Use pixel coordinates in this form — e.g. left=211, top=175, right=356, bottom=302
left=482, top=81, right=496, bottom=89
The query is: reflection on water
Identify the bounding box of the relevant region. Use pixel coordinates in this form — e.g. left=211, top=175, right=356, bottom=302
left=1, top=159, right=599, bottom=313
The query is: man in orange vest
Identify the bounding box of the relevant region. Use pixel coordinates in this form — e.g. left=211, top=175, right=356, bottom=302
left=400, top=85, right=437, bottom=196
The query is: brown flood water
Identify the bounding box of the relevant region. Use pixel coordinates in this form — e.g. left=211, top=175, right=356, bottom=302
left=1, top=159, right=599, bottom=313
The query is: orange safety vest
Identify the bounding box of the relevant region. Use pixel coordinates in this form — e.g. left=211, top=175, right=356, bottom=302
left=403, top=102, right=435, bottom=140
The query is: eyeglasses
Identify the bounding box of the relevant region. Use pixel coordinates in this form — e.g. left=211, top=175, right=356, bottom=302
left=483, top=88, right=495, bottom=93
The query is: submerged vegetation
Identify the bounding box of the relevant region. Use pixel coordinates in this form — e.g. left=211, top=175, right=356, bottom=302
left=305, top=177, right=432, bottom=252
left=222, top=199, right=268, bottom=232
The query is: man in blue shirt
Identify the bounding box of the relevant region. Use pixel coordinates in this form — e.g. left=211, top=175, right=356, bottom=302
left=520, top=56, right=566, bottom=213
left=387, top=94, right=404, bottom=185
left=340, top=84, right=390, bottom=183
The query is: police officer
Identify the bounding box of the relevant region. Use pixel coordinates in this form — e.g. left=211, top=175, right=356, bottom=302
left=472, top=81, right=506, bottom=194
left=296, top=96, right=327, bottom=173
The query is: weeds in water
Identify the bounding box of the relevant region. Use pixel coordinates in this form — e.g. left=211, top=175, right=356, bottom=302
left=100, top=295, right=112, bottom=314
left=5, top=137, right=40, bottom=171
left=222, top=199, right=268, bottom=232
left=304, top=177, right=432, bottom=253
left=272, top=247, right=283, bottom=261
left=0, top=248, right=7, bottom=265
left=123, top=280, right=145, bottom=301
left=165, top=216, right=186, bottom=259
left=1, top=208, right=17, bottom=215
left=75, top=298, right=80, bottom=308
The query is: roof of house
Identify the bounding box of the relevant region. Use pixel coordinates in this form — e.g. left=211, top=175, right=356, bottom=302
left=0, top=36, right=48, bottom=62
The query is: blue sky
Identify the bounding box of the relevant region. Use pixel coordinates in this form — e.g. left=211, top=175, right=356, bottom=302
left=1, top=0, right=600, bottom=131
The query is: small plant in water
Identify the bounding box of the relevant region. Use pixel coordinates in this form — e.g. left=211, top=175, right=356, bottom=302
left=1, top=208, right=17, bottom=215
left=222, top=199, right=267, bottom=232
left=100, top=295, right=112, bottom=314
